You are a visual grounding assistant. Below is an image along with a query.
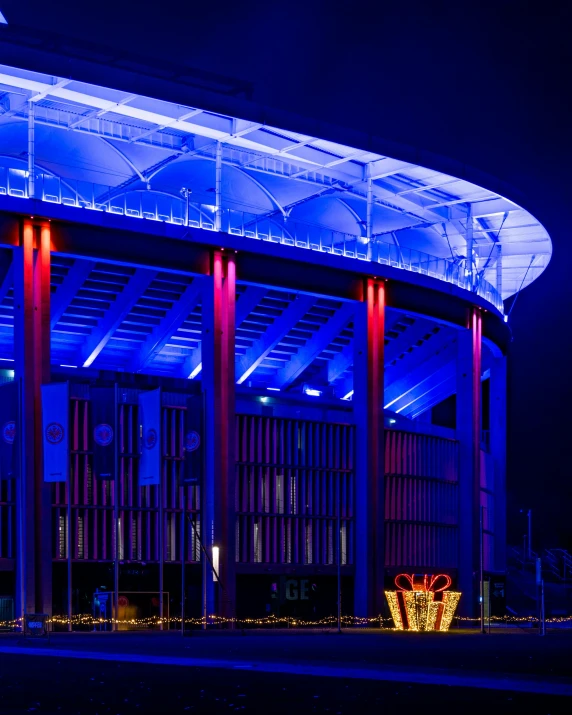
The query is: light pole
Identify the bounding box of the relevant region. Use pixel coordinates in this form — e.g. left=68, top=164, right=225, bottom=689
left=480, top=505, right=485, bottom=634
left=180, top=187, right=191, bottom=227
left=520, top=508, right=532, bottom=560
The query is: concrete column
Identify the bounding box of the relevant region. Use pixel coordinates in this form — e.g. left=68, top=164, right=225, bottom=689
left=490, top=353, right=507, bottom=572
left=353, top=278, right=385, bottom=617
left=202, top=250, right=236, bottom=624
left=13, top=220, right=51, bottom=618
left=456, top=307, right=482, bottom=616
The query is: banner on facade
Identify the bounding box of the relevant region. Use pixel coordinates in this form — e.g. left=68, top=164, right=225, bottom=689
left=0, top=380, right=18, bottom=480
left=138, top=388, right=161, bottom=486
left=182, top=394, right=203, bottom=486
left=91, top=387, right=116, bottom=480
left=41, top=382, right=69, bottom=482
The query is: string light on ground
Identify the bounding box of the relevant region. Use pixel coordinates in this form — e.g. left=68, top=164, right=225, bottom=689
left=1, top=612, right=571, bottom=631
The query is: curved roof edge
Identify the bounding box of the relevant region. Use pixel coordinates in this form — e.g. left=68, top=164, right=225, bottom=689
left=0, top=25, right=552, bottom=305
left=0, top=23, right=530, bottom=207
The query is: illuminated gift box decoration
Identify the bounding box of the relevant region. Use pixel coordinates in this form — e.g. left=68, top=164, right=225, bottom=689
left=385, top=574, right=461, bottom=631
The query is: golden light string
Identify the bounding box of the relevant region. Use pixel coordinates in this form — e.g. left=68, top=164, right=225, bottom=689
left=2, top=613, right=572, bottom=629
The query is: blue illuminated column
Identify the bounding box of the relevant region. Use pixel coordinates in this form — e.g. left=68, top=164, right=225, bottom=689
left=13, top=220, right=52, bottom=618
left=456, top=307, right=482, bottom=616
left=490, top=352, right=507, bottom=572
left=353, top=278, right=385, bottom=618
left=202, top=250, right=236, bottom=623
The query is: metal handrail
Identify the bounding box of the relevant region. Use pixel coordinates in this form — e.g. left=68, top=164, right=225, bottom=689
left=0, top=165, right=504, bottom=314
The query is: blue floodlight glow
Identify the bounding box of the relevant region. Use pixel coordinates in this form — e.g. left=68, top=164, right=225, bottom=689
left=341, top=390, right=354, bottom=401
left=260, top=396, right=268, bottom=403
left=188, top=362, right=202, bottom=380
left=267, top=387, right=280, bottom=392
left=389, top=418, right=396, bottom=424
left=304, top=387, right=322, bottom=397
left=60, top=364, right=78, bottom=368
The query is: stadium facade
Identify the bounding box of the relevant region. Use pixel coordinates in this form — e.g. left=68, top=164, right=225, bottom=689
left=0, top=26, right=551, bottom=626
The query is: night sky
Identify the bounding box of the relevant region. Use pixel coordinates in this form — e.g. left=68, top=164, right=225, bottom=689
left=3, top=0, right=571, bottom=550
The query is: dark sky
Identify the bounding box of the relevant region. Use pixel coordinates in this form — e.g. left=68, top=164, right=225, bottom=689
left=3, top=0, right=571, bottom=550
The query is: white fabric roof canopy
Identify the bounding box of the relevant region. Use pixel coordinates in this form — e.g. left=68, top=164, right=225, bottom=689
left=0, top=64, right=551, bottom=299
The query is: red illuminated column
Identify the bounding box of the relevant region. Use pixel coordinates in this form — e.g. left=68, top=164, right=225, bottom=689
left=353, top=278, right=385, bottom=617
left=456, top=306, right=482, bottom=616
left=13, top=220, right=52, bottom=618
left=202, top=250, right=236, bottom=623
left=490, top=352, right=507, bottom=572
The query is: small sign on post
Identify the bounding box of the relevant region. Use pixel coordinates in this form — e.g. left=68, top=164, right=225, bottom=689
left=23, top=614, right=49, bottom=638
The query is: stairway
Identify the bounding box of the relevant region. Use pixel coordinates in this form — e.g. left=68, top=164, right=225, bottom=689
left=506, top=546, right=572, bottom=617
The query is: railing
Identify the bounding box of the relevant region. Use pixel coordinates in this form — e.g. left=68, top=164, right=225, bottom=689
left=545, top=549, right=572, bottom=581
left=0, top=165, right=504, bottom=313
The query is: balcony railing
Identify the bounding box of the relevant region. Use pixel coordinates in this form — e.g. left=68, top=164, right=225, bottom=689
left=0, top=165, right=504, bottom=313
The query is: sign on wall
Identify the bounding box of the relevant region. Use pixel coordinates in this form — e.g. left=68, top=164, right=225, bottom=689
left=138, top=388, right=161, bottom=486
left=91, top=387, right=116, bottom=480
left=0, top=381, right=18, bottom=480
left=182, top=394, right=203, bottom=486
left=41, top=382, right=69, bottom=482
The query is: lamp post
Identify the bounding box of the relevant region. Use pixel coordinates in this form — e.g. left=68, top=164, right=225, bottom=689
left=180, top=187, right=191, bottom=227
left=520, top=508, right=532, bottom=561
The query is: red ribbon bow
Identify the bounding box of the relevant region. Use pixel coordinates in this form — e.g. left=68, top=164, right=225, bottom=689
left=394, top=573, right=452, bottom=592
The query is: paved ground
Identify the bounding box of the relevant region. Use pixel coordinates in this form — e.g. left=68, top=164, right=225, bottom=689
left=4, top=628, right=572, bottom=676
left=0, top=630, right=571, bottom=713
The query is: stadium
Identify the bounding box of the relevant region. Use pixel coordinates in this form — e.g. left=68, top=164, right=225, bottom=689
left=0, top=24, right=551, bottom=627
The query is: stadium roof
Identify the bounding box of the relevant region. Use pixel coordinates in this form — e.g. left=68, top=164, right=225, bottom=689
left=0, top=62, right=551, bottom=304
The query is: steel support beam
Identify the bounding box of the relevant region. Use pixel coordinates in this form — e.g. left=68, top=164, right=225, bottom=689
left=236, top=294, right=315, bottom=385
left=456, top=307, right=482, bottom=616
left=326, top=340, right=354, bottom=385
left=80, top=269, right=155, bottom=368
left=366, top=176, right=373, bottom=241
left=235, top=286, right=267, bottom=326
left=466, top=210, right=474, bottom=290
left=407, top=374, right=456, bottom=420
left=496, top=244, right=503, bottom=297
left=50, top=259, right=95, bottom=331
left=271, top=302, right=354, bottom=390
left=353, top=279, right=385, bottom=617
left=202, top=250, right=236, bottom=623
left=27, top=101, right=35, bottom=199
left=384, top=339, right=457, bottom=411
left=215, top=142, right=222, bottom=232
left=386, top=360, right=456, bottom=416
left=401, top=368, right=456, bottom=418
left=132, top=277, right=203, bottom=373
left=13, top=220, right=51, bottom=618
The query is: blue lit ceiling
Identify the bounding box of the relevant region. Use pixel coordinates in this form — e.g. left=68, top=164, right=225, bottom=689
left=0, top=247, right=496, bottom=419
